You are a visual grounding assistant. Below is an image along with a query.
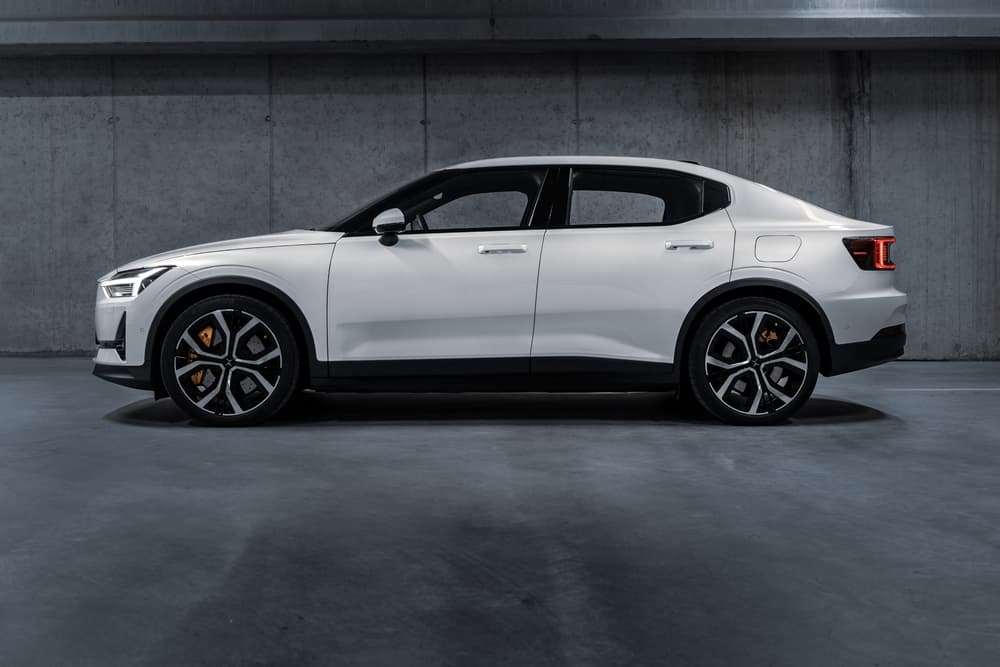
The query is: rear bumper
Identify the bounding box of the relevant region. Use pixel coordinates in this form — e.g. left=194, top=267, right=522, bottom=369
left=93, top=362, right=153, bottom=391
left=827, top=329, right=906, bottom=376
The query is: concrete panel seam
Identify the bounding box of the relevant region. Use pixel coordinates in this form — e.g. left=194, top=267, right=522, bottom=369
left=852, top=51, right=873, bottom=221
left=422, top=55, right=428, bottom=173
left=267, top=53, right=274, bottom=233
left=110, top=55, right=118, bottom=266
left=573, top=51, right=580, bottom=153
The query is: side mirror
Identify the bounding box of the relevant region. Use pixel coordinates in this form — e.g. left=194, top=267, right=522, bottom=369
left=372, top=208, right=406, bottom=246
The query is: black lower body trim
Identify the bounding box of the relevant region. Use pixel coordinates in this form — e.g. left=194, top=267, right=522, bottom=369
left=93, top=362, right=153, bottom=390
left=530, top=356, right=673, bottom=376
left=329, top=357, right=529, bottom=377
left=95, top=355, right=680, bottom=395
left=827, top=332, right=906, bottom=376
left=315, top=356, right=676, bottom=393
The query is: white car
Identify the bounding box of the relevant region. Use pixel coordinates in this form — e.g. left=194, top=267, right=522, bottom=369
left=93, top=156, right=906, bottom=426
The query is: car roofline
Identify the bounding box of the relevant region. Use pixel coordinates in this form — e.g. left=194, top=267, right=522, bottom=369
left=439, top=154, right=748, bottom=203
left=442, top=155, right=710, bottom=174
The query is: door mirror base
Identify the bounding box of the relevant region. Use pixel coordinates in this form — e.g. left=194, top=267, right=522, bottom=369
left=378, top=231, right=399, bottom=247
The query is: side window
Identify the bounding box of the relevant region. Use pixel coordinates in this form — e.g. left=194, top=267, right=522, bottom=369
left=567, top=168, right=726, bottom=227
left=398, top=169, right=545, bottom=233
left=571, top=189, right=665, bottom=226
left=422, top=191, right=528, bottom=231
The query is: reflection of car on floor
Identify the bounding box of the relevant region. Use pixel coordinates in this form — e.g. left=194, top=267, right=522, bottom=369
left=93, top=156, right=906, bottom=426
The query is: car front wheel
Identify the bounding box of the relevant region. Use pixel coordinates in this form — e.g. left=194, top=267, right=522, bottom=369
left=687, top=297, right=819, bottom=425
left=159, top=295, right=300, bottom=426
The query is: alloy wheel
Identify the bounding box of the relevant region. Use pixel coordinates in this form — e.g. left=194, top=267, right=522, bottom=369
left=172, top=308, right=283, bottom=417
left=703, top=310, right=809, bottom=417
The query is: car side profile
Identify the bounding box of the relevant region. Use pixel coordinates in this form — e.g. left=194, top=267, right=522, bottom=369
left=93, top=156, right=907, bottom=426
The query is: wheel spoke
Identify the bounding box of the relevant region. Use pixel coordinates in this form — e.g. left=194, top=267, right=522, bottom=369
left=235, top=346, right=280, bottom=366
left=748, top=311, right=765, bottom=356
left=212, top=310, right=232, bottom=356
left=747, top=379, right=764, bottom=415
left=194, top=370, right=226, bottom=409
left=720, top=323, right=752, bottom=358
left=762, top=355, right=808, bottom=371
left=706, top=355, right=750, bottom=371
left=180, top=331, right=226, bottom=360
left=760, top=373, right=795, bottom=406
left=231, top=316, right=282, bottom=366
left=174, top=359, right=223, bottom=380
left=232, top=316, right=261, bottom=351
left=762, top=341, right=805, bottom=360
left=713, top=367, right=752, bottom=400
left=224, top=373, right=247, bottom=416
left=239, top=367, right=275, bottom=394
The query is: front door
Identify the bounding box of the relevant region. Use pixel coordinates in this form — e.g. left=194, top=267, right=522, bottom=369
left=328, top=168, right=549, bottom=374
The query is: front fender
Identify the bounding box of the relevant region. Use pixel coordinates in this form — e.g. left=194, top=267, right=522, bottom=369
left=141, top=244, right=335, bottom=368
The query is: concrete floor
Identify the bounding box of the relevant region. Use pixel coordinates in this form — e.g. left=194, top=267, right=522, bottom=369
left=0, top=359, right=998, bottom=666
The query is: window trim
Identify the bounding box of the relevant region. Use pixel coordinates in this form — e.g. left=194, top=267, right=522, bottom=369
left=335, top=164, right=732, bottom=236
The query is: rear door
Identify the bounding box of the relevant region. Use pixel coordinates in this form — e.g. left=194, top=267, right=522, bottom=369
left=531, top=167, right=735, bottom=370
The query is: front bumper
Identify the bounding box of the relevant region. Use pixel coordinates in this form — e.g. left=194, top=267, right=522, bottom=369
left=94, top=266, right=188, bottom=367
left=827, top=327, right=906, bottom=376
left=93, top=362, right=154, bottom=390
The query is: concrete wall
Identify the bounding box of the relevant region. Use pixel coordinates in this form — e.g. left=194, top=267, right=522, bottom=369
left=0, top=52, right=997, bottom=359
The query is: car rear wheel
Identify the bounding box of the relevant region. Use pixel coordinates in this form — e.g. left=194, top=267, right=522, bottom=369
left=159, top=295, right=300, bottom=426
left=686, top=297, right=819, bottom=425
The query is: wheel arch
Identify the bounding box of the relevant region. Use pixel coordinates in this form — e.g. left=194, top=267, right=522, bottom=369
left=674, top=279, right=836, bottom=378
left=145, top=277, right=321, bottom=396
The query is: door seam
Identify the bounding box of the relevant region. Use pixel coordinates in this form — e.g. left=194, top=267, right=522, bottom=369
left=527, top=228, right=547, bottom=372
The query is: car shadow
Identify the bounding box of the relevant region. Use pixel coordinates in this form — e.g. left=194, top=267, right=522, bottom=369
left=104, top=391, right=888, bottom=428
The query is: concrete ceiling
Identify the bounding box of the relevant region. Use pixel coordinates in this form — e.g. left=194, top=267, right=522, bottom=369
left=1, top=1, right=999, bottom=54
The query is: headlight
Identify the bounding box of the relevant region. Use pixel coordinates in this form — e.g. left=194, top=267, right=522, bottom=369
left=99, top=266, right=172, bottom=299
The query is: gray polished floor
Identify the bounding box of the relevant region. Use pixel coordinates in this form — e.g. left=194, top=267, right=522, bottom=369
left=1, top=359, right=998, bottom=666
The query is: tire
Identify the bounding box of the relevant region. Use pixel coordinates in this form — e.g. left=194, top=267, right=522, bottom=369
left=159, top=295, right=301, bottom=426
left=686, top=297, right=819, bottom=425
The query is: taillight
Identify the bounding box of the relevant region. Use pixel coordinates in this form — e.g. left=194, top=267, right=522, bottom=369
left=842, top=236, right=896, bottom=270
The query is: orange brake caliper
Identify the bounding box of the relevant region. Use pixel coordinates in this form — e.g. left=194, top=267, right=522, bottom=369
left=197, top=325, right=214, bottom=348
left=188, top=324, right=215, bottom=385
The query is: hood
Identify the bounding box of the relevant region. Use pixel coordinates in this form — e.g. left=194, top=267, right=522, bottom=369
left=116, top=229, right=344, bottom=271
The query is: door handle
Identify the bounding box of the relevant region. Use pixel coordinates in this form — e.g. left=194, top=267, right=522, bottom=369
left=478, top=244, right=528, bottom=255
left=665, top=240, right=714, bottom=250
